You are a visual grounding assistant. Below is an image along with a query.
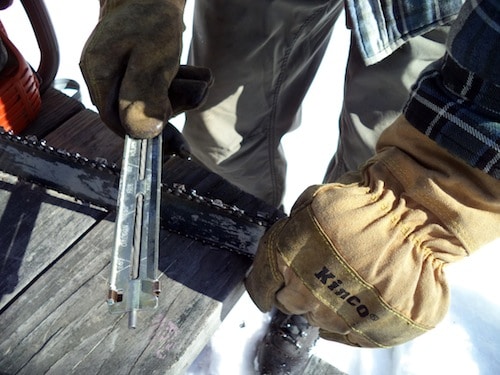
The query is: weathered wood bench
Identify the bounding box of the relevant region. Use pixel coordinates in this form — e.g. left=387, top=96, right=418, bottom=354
left=0, top=86, right=260, bottom=373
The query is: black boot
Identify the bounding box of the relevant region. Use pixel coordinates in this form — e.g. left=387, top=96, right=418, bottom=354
left=256, top=309, right=319, bottom=375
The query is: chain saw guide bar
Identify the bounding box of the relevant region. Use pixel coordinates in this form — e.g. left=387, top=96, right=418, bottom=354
left=0, top=128, right=286, bottom=327
left=0, top=127, right=284, bottom=238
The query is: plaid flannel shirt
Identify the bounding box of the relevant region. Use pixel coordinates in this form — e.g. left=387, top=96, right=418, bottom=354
left=403, top=0, right=500, bottom=179
left=346, top=0, right=465, bottom=65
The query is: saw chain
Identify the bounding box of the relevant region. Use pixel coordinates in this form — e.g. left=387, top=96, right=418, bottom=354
left=0, top=127, right=287, bottom=327
left=0, top=128, right=284, bottom=257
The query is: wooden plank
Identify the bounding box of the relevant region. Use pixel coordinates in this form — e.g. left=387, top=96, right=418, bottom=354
left=304, top=356, right=348, bottom=375
left=0, top=173, right=107, bottom=311
left=0, top=214, right=250, bottom=374
left=21, top=87, right=85, bottom=138
left=163, top=156, right=285, bottom=223
left=44, top=109, right=124, bottom=165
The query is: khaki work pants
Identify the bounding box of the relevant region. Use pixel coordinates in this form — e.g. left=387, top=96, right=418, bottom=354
left=183, top=0, right=449, bottom=207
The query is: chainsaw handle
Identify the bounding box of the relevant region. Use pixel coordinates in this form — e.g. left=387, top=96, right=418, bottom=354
left=20, top=0, right=59, bottom=93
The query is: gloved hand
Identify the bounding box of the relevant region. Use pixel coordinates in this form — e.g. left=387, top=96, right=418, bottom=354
left=245, top=115, right=500, bottom=348
left=80, top=0, right=212, bottom=139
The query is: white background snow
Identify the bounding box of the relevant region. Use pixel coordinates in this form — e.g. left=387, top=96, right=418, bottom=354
left=2, top=1, right=499, bottom=374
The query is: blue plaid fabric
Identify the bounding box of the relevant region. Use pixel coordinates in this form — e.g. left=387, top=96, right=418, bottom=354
left=404, top=0, right=500, bottom=179
left=346, top=0, right=465, bottom=65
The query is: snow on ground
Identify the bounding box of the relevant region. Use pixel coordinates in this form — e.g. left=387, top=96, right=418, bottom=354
left=2, top=1, right=499, bottom=374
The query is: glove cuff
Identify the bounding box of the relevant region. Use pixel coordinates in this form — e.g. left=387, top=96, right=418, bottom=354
left=376, top=115, right=500, bottom=253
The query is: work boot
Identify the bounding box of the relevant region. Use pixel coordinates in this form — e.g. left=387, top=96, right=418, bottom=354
left=256, top=309, right=319, bottom=375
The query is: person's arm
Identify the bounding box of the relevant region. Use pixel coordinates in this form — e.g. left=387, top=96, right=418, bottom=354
left=245, top=0, right=500, bottom=348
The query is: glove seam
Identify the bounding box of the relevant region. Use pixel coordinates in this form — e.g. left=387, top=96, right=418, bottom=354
left=267, top=221, right=286, bottom=305
left=379, top=150, right=472, bottom=256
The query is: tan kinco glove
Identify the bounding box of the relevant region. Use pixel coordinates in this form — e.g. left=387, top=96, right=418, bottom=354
left=246, top=115, right=500, bottom=348
left=80, top=0, right=212, bottom=138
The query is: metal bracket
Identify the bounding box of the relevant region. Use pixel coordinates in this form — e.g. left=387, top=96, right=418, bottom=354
left=108, top=134, right=162, bottom=328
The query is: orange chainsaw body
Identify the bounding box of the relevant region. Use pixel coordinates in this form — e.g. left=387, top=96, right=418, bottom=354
left=0, top=21, right=41, bottom=133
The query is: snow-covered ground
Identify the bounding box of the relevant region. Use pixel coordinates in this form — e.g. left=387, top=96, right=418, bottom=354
left=2, top=1, right=499, bottom=374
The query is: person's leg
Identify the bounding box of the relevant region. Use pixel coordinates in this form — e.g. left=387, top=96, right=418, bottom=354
left=184, top=0, right=344, bottom=207
left=185, top=2, right=344, bottom=374
left=324, top=25, right=451, bottom=182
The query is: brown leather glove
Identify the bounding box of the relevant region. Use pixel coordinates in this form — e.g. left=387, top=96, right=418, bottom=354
left=80, top=0, right=212, bottom=138
left=246, top=115, right=500, bottom=348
